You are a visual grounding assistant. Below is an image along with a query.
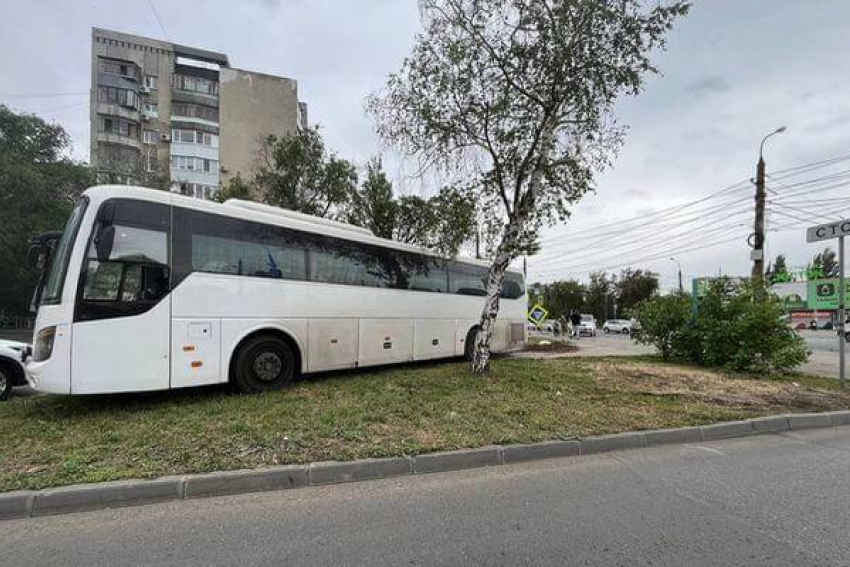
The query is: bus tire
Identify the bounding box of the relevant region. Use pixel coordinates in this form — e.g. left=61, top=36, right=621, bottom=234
left=232, top=334, right=296, bottom=394
left=0, top=363, right=12, bottom=401
left=463, top=327, right=478, bottom=362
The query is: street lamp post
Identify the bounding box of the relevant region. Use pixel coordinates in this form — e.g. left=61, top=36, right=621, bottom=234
left=752, top=126, right=787, bottom=280
left=669, top=257, right=683, bottom=294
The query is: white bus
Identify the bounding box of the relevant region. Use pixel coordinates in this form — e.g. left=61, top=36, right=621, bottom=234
left=26, top=185, right=527, bottom=395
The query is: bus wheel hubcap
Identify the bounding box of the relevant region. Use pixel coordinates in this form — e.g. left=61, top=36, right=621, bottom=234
left=253, top=352, right=283, bottom=382
left=0, top=372, right=6, bottom=392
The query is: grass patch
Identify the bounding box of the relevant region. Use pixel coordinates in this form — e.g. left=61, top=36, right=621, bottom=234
left=2, top=356, right=847, bottom=492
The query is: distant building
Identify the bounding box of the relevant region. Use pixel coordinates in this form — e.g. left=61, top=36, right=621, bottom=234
left=90, top=27, right=307, bottom=200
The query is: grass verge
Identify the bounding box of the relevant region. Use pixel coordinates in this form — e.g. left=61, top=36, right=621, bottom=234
left=2, top=356, right=847, bottom=492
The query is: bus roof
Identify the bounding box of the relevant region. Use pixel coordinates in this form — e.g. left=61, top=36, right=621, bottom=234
left=81, top=185, right=522, bottom=274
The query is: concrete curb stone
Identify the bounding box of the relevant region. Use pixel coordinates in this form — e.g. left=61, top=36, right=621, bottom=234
left=414, top=447, right=501, bottom=474
left=700, top=420, right=754, bottom=440
left=183, top=465, right=307, bottom=499
left=32, top=477, right=183, bottom=517
left=788, top=412, right=832, bottom=430
left=750, top=416, right=791, bottom=434
left=643, top=427, right=703, bottom=446
left=828, top=410, right=850, bottom=426
left=501, top=440, right=580, bottom=463
left=0, top=491, right=34, bottom=520
left=580, top=431, right=646, bottom=455
left=5, top=410, right=850, bottom=521
left=309, top=457, right=412, bottom=485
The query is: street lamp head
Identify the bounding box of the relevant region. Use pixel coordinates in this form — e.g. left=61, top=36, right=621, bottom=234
left=760, top=126, right=787, bottom=159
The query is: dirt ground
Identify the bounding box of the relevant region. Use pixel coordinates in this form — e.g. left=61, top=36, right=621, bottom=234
left=592, top=360, right=850, bottom=411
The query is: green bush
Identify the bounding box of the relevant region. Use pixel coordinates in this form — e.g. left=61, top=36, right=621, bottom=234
left=633, top=280, right=808, bottom=374
left=631, top=293, right=692, bottom=361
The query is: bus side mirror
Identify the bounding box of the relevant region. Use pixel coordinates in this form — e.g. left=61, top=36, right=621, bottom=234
left=94, top=225, right=115, bottom=262
left=26, top=246, right=45, bottom=269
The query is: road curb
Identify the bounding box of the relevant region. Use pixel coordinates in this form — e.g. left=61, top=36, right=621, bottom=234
left=3, top=409, right=850, bottom=521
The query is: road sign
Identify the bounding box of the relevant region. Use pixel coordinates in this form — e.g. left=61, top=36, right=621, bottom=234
left=527, top=304, right=548, bottom=327
left=806, top=220, right=847, bottom=388
left=807, top=279, right=850, bottom=310
left=806, top=219, right=850, bottom=243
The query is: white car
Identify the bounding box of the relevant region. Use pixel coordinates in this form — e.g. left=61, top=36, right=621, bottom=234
left=577, top=314, right=597, bottom=337
left=603, top=319, right=632, bottom=334
left=0, top=339, right=30, bottom=401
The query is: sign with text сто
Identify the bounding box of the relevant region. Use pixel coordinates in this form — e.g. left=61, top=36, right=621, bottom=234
left=806, top=218, right=849, bottom=387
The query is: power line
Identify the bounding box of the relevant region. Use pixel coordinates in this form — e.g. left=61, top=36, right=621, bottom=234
left=531, top=219, right=751, bottom=273
left=148, top=0, right=169, bottom=40
left=533, top=208, right=752, bottom=268
left=537, top=178, right=751, bottom=244
left=531, top=233, right=750, bottom=278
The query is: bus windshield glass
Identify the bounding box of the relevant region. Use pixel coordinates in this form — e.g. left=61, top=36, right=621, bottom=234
left=41, top=198, right=88, bottom=304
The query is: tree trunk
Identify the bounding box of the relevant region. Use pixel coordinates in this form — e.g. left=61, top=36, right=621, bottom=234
left=472, top=235, right=519, bottom=373
left=470, top=122, right=557, bottom=373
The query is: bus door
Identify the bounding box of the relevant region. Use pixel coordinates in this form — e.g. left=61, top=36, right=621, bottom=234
left=71, top=199, right=172, bottom=394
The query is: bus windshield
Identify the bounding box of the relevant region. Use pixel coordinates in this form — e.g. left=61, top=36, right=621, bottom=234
left=41, top=198, right=88, bottom=305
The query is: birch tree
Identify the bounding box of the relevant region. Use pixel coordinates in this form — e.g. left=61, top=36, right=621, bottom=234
left=368, top=0, right=689, bottom=372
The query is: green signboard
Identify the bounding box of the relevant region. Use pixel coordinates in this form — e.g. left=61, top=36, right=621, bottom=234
left=527, top=304, right=548, bottom=327
left=807, top=279, right=850, bottom=310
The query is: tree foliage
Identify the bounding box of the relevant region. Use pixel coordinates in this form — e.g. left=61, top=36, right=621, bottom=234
left=254, top=126, right=357, bottom=219
left=215, top=173, right=255, bottom=203
left=347, top=158, right=476, bottom=256
left=616, top=268, right=659, bottom=315
left=369, top=0, right=689, bottom=371
left=530, top=279, right=585, bottom=319
left=0, top=106, right=95, bottom=315
left=810, top=247, right=838, bottom=278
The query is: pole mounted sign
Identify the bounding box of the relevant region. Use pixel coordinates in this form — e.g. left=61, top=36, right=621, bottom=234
left=807, top=218, right=848, bottom=387
left=806, top=219, right=850, bottom=243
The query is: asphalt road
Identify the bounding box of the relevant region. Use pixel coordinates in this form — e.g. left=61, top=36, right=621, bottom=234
left=5, top=427, right=850, bottom=566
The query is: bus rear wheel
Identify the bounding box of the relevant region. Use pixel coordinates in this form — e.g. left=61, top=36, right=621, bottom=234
left=463, top=327, right=478, bottom=362
left=232, top=335, right=296, bottom=394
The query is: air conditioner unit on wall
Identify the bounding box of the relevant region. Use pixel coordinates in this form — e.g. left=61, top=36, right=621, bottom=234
left=140, top=85, right=151, bottom=94
left=160, top=133, right=171, bottom=142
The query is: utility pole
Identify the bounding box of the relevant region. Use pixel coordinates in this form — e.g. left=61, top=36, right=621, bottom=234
left=669, top=257, right=683, bottom=294
left=752, top=126, right=786, bottom=281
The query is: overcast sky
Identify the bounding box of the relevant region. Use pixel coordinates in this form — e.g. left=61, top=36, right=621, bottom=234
left=2, top=0, right=849, bottom=289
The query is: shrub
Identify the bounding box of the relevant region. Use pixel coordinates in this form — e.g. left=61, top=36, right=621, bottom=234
left=631, top=293, right=692, bottom=361
left=632, top=280, right=808, bottom=374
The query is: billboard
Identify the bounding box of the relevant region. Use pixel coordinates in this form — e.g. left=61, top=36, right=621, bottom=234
left=807, top=279, right=850, bottom=310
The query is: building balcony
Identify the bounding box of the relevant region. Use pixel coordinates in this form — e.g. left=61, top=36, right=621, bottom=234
left=96, top=132, right=141, bottom=149
left=97, top=102, right=139, bottom=121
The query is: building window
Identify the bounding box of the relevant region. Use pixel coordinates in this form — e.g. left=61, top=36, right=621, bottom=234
left=172, top=74, right=219, bottom=96
left=171, top=102, right=219, bottom=122
left=143, top=102, right=159, bottom=117
left=171, top=155, right=218, bottom=172
left=142, top=130, right=158, bottom=144
left=143, top=75, right=158, bottom=90
left=99, top=116, right=139, bottom=138
left=146, top=152, right=159, bottom=172
left=98, top=57, right=139, bottom=80
left=97, top=86, right=138, bottom=110
left=170, top=129, right=219, bottom=147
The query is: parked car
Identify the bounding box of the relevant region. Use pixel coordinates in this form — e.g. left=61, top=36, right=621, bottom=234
left=602, top=319, right=633, bottom=334
left=0, top=339, right=30, bottom=401
left=578, top=314, right=597, bottom=337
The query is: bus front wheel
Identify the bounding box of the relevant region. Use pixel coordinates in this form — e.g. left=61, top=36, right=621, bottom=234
left=232, top=335, right=296, bottom=394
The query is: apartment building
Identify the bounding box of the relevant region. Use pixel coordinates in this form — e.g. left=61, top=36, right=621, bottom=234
left=90, top=28, right=307, bottom=200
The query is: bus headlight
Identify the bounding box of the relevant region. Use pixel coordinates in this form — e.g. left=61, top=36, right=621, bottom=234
left=33, top=326, right=56, bottom=362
